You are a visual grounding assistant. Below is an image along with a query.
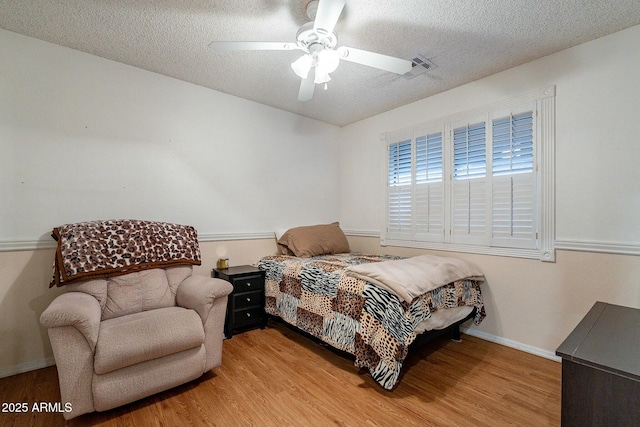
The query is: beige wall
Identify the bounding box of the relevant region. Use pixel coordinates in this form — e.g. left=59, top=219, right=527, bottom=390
left=348, top=236, right=640, bottom=358
left=3, top=232, right=637, bottom=377
left=194, top=239, right=278, bottom=277
left=0, top=248, right=63, bottom=377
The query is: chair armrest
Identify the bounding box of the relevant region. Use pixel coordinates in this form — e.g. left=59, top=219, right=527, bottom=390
left=176, top=275, right=233, bottom=323
left=40, top=292, right=101, bottom=351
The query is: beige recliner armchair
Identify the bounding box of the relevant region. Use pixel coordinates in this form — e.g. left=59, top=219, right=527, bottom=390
left=40, top=265, right=233, bottom=420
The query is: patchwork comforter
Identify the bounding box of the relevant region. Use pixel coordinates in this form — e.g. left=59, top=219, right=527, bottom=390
left=257, top=253, right=485, bottom=389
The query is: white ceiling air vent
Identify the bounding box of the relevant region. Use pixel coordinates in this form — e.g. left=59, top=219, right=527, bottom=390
left=401, top=55, right=437, bottom=79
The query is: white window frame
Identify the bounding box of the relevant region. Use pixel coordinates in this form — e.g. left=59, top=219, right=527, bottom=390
left=382, top=86, right=556, bottom=262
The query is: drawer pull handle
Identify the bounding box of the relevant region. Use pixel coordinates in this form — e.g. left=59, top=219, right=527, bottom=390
left=246, top=282, right=251, bottom=287
left=246, top=313, right=251, bottom=317
left=246, top=297, right=251, bottom=302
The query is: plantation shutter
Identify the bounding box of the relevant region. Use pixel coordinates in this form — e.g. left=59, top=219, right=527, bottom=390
left=415, top=131, right=444, bottom=241
left=451, top=120, right=487, bottom=245
left=491, top=109, right=537, bottom=248
left=387, top=138, right=412, bottom=239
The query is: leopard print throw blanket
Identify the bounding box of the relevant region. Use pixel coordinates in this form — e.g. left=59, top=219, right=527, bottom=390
left=50, top=219, right=201, bottom=287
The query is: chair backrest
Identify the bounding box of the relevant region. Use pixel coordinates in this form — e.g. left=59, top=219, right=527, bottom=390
left=64, top=265, right=193, bottom=320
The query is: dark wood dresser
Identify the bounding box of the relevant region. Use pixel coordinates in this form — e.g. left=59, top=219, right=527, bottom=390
left=556, top=301, right=640, bottom=426
left=213, top=265, right=266, bottom=339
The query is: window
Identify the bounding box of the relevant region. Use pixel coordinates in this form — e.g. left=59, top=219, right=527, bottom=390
left=386, top=128, right=444, bottom=243
left=383, top=86, right=555, bottom=261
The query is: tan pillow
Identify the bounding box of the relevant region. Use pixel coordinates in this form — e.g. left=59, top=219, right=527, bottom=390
left=277, top=244, right=295, bottom=255
left=278, top=222, right=350, bottom=257
left=275, top=228, right=294, bottom=255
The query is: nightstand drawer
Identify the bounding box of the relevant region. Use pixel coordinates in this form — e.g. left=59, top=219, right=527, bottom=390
left=213, top=265, right=267, bottom=339
left=233, top=307, right=264, bottom=329
left=233, top=290, right=262, bottom=310
left=231, top=275, right=263, bottom=293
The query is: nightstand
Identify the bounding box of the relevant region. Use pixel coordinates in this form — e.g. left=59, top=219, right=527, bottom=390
left=212, top=265, right=266, bottom=339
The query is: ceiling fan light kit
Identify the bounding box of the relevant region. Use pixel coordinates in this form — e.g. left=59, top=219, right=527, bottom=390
left=291, top=46, right=340, bottom=84
left=209, top=0, right=412, bottom=101
left=291, top=54, right=313, bottom=79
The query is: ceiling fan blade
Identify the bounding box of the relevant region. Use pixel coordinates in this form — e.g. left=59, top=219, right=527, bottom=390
left=208, top=41, right=299, bottom=51
left=313, top=0, right=346, bottom=34
left=298, top=68, right=316, bottom=102
left=337, top=46, right=412, bottom=74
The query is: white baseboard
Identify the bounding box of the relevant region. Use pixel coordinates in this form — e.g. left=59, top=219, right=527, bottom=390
left=461, top=326, right=561, bottom=362
left=0, top=357, right=56, bottom=379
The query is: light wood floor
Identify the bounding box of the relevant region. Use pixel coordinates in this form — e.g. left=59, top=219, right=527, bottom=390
left=0, top=319, right=561, bottom=426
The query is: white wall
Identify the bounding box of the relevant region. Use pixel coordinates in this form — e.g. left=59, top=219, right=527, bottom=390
left=0, top=29, right=341, bottom=244
left=340, top=24, right=640, bottom=247
left=339, top=25, right=640, bottom=357
left=0, top=29, right=340, bottom=376
left=2, top=24, right=640, bottom=377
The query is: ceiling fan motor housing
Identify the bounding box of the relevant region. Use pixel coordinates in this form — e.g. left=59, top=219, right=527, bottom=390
left=296, top=21, right=337, bottom=52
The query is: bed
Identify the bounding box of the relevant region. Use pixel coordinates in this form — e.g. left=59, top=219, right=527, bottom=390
left=257, top=223, right=486, bottom=390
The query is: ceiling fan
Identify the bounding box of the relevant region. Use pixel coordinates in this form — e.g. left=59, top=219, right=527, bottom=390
left=209, top=0, right=412, bottom=102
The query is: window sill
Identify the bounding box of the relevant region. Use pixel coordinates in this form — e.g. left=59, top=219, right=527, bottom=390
left=380, top=238, right=555, bottom=262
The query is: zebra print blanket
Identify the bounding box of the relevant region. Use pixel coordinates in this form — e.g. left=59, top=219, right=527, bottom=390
left=257, top=253, right=485, bottom=390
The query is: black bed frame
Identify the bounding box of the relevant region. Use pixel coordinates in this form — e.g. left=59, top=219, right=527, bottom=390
left=267, top=306, right=476, bottom=356
left=409, top=307, right=477, bottom=350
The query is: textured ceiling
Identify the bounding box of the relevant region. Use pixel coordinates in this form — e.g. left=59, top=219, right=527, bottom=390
left=1, top=0, right=639, bottom=126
